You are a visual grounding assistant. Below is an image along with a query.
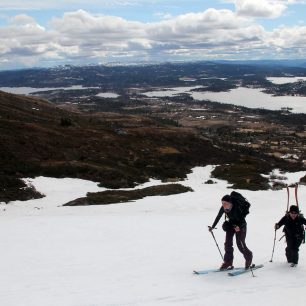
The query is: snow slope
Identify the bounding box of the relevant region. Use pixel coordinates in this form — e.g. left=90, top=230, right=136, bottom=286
left=0, top=166, right=306, bottom=306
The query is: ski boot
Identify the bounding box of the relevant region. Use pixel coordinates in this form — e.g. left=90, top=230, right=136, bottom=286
left=219, top=262, right=234, bottom=270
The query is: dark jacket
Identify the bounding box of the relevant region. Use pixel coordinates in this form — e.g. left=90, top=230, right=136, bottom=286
left=277, top=215, right=306, bottom=238
left=212, top=202, right=246, bottom=229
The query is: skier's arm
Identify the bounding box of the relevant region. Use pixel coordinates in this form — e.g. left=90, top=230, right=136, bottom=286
left=210, top=207, right=224, bottom=230
left=300, top=216, right=306, bottom=226
left=275, top=216, right=286, bottom=229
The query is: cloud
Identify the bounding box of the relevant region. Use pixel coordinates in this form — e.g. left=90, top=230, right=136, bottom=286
left=49, top=9, right=263, bottom=56
left=50, top=10, right=146, bottom=55
left=232, top=0, right=287, bottom=18
left=1, top=8, right=306, bottom=68
left=0, top=14, right=57, bottom=66
left=229, top=0, right=306, bottom=18
left=0, top=0, right=139, bottom=10
left=9, top=14, right=38, bottom=25
left=268, top=25, right=306, bottom=48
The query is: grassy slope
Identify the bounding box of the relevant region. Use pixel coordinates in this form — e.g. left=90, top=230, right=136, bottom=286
left=0, top=91, right=232, bottom=202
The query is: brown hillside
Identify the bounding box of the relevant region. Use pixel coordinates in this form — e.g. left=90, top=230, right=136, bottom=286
left=0, top=90, right=234, bottom=202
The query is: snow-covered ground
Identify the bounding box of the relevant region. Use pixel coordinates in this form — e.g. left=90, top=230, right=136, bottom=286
left=1, top=166, right=306, bottom=306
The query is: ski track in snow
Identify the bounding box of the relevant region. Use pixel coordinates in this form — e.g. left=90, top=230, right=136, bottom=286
left=0, top=166, right=306, bottom=306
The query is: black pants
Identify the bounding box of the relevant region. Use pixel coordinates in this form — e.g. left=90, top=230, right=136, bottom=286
left=285, top=234, right=303, bottom=264
left=224, top=226, right=253, bottom=264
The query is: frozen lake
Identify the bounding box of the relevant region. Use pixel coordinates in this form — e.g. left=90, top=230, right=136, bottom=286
left=144, top=86, right=306, bottom=113
left=0, top=85, right=91, bottom=95
left=266, top=77, right=306, bottom=84
left=0, top=86, right=120, bottom=99
left=1, top=84, right=306, bottom=113
left=96, top=92, right=120, bottom=98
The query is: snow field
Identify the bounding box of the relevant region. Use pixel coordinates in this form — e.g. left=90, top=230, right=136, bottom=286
left=0, top=166, right=306, bottom=306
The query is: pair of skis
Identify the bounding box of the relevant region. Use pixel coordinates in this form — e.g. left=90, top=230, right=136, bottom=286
left=286, top=183, right=299, bottom=212
left=193, top=264, right=264, bottom=277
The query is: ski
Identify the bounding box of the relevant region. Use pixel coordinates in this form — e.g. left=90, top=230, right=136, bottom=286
left=295, top=183, right=299, bottom=208
left=193, top=267, right=242, bottom=275
left=228, top=264, right=264, bottom=276
left=286, top=185, right=290, bottom=213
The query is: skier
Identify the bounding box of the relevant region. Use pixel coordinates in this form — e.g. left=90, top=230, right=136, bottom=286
left=275, top=205, right=306, bottom=267
left=208, top=194, right=253, bottom=270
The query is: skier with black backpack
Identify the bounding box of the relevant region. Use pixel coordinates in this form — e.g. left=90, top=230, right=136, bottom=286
left=208, top=192, right=253, bottom=270
left=275, top=205, right=306, bottom=267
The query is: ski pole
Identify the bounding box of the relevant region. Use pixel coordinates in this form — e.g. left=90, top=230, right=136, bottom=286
left=270, top=229, right=277, bottom=262
left=208, top=227, right=224, bottom=261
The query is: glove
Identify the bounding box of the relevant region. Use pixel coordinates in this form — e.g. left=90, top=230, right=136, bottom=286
left=208, top=226, right=213, bottom=232
left=275, top=223, right=280, bottom=230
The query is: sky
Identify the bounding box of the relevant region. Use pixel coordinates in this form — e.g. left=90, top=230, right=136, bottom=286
left=0, top=0, right=306, bottom=70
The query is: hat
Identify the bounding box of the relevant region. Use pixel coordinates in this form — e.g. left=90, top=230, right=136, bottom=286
left=289, top=205, right=299, bottom=213
left=221, top=195, right=231, bottom=202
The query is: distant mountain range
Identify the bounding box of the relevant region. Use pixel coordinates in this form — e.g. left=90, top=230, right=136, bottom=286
left=214, top=59, right=306, bottom=68
left=1, top=60, right=306, bottom=89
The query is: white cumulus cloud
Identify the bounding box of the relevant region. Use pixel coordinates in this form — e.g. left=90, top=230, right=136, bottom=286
left=229, top=0, right=306, bottom=18
left=232, top=0, right=287, bottom=18
left=0, top=0, right=139, bottom=10
left=1, top=8, right=306, bottom=67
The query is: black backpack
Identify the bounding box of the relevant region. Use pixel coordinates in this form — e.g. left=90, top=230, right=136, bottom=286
left=230, top=191, right=251, bottom=217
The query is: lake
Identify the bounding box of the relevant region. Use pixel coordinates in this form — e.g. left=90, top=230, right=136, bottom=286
left=1, top=85, right=305, bottom=113
left=144, top=86, right=306, bottom=113
left=266, top=77, right=306, bottom=84
left=96, top=93, right=120, bottom=98
left=0, top=85, right=89, bottom=95
left=0, top=86, right=120, bottom=99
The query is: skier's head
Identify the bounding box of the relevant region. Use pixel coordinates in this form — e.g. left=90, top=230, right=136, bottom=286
left=222, top=195, right=231, bottom=202
left=289, top=205, right=299, bottom=218
left=221, top=195, right=232, bottom=213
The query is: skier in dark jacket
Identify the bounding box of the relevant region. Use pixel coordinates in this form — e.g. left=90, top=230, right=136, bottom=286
left=275, top=205, right=306, bottom=267
left=208, top=194, right=253, bottom=270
